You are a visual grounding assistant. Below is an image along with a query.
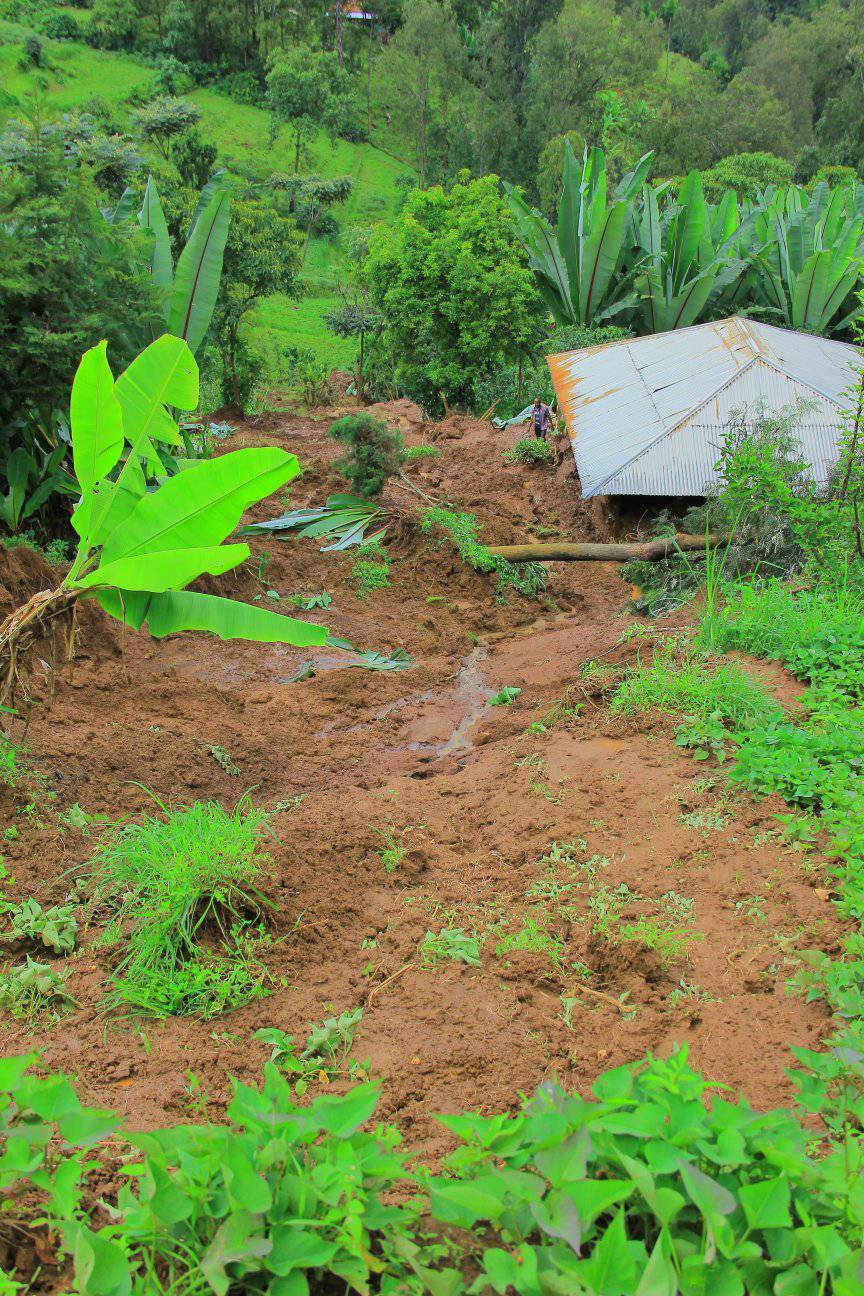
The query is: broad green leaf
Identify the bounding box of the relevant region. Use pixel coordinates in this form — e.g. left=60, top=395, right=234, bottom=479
left=268, top=1226, right=338, bottom=1275
left=429, top=1177, right=509, bottom=1227
left=143, top=590, right=328, bottom=646
left=739, top=1175, right=792, bottom=1230
left=102, top=449, right=299, bottom=562
left=579, top=201, right=628, bottom=322
left=76, top=545, right=249, bottom=594
left=138, top=175, right=174, bottom=295
left=76, top=454, right=146, bottom=548
left=72, top=1226, right=131, bottom=1296
left=114, top=333, right=198, bottom=460
left=562, top=1177, right=634, bottom=1228
left=679, top=1160, right=737, bottom=1220
left=223, top=1143, right=273, bottom=1213
left=168, top=184, right=231, bottom=354
left=200, top=1210, right=272, bottom=1296
left=636, top=1234, right=678, bottom=1296
left=576, top=1210, right=637, bottom=1295
left=0, top=1053, right=37, bottom=1091
left=70, top=341, right=124, bottom=496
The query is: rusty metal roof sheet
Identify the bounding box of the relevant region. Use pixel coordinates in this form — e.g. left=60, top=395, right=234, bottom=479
left=547, top=317, right=861, bottom=497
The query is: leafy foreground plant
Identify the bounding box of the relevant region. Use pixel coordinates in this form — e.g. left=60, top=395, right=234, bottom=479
left=0, top=335, right=328, bottom=708
left=87, top=798, right=272, bottom=1017
left=2, top=1048, right=862, bottom=1295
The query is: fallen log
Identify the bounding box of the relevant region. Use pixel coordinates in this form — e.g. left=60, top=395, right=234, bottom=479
left=486, top=534, right=718, bottom=563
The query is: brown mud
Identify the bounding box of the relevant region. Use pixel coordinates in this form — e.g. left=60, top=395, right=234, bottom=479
left=0, top=402, right=844, bottom=1166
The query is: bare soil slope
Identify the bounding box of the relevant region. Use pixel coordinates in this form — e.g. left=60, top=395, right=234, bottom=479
left=0, top=404, right=842, bottom=1159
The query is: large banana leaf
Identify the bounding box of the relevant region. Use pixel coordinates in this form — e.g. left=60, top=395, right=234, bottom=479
left=579, top=201, right=628, bottom=322
left=84, top=336, right=198, bottom=551
left=75, top=545, right=249, bottom=593
left=142, top=590, right=328, bottom=645
left=167, top=182, right=231, bottom=355
left=244, top=494, right=389, bottom=550
left=101, top=448, right=300, bottom=562
left=114, top=334, right=198, bottom=460
left=70, top=341, right=124, bottom=496
left=137, top=176, right=173, bottom=295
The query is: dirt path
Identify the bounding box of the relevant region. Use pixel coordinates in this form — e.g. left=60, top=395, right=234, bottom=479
left=0, top=404, right=843, bottom=1157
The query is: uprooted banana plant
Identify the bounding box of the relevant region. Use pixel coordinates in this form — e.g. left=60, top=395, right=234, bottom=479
left=0, top=334, right=328, bottom=710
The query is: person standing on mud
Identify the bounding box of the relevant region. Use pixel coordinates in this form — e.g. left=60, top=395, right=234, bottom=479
left=532, top=396, right=554, bottom=440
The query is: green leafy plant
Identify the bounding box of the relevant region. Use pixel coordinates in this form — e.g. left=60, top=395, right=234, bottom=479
left=1, top=898, right=77, bottom=954
left=0, top=957, right=76, bottom=1020
left=420, top=928, right=481, bottom=968
left=291, top=591, right=332, bottom=610
left=86, top=797, right=273, bottom=1017
left=0, top=334, right=328, bottom=707
left=487, top=686, right=521, bottom=706
left=506, top=142, right=654, bottom=326
left=137, top=172, right=231, bottom=356
left=504, top=438, right=553, bottom=465
left=495, top=916, right=564, bottom=966
left=376, top=825, right=408, bottom=873
left=255, top=1007, right=365, bottom=1093
left=244, top=493, right=391, bottom=551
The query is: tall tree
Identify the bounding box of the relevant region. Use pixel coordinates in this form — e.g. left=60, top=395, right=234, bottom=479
left=266, top=48, right=354, bottom=178
left=373, top=0, right=465, bottom=187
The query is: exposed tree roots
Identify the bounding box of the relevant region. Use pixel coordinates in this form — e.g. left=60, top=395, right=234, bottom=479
left=0, top=587, right=80, bottom=718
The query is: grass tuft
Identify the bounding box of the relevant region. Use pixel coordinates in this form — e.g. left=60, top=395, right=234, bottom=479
left=87, top=796, right=273, bottom=1018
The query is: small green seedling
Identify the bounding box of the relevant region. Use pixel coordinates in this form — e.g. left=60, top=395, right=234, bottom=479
left=255, top=1006, right=365, bottom=1093
left=1, top=898, right=77, bottom=954
left=292, top=592, right=332, bottom=610
left=488, top=687, right=521, bottom=707
left=0, top=957, right=76, bottom=1020
left=420, top=928, right=481, bottom=968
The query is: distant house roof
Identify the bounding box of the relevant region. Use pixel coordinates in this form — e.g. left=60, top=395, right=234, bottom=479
left=547, top=317, right=860, bottom=498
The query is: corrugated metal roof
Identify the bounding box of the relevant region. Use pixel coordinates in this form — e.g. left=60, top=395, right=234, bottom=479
left=547, top=317, right=861, bottom=497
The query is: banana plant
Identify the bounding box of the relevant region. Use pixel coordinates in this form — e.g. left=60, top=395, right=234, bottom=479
left=506, top=142, right=653, bottom=326
left=137, top=172, right=231, bottom=355
left=752, top=183, right=864, bottom=333
left=633, top=170, right=748, bottom=332
left=0, top=334, right=327, bottom=706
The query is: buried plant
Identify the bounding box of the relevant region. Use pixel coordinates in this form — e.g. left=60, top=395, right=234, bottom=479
left=0, top=335, right=328, bottom=709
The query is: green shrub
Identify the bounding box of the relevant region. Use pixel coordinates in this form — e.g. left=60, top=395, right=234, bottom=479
left=504, top=437, right=552, bottom=465
left=421, top=507, right=546, bottom=599
left=86, top=798, right=273, bottom=1017
left=328, top=412, right=404, bottom=499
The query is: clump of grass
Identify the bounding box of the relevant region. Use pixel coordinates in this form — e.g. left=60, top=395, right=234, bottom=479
left=401, top=444, right=441, bottom=462
left=504, top=438, right=553, bottom=465
left=86, top=797, right=273, bottom=1018
left=611, top=643, right=781, bottom=732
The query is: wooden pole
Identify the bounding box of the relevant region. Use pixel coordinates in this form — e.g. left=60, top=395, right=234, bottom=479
left=486, top=534, right=718, bottom=563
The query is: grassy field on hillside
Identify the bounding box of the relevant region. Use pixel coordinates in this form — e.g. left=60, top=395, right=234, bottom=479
left=0, top=25, right=413, bottom=374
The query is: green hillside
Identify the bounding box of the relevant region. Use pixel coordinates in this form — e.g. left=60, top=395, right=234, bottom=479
left=0, top=24, right=414, bottom=371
